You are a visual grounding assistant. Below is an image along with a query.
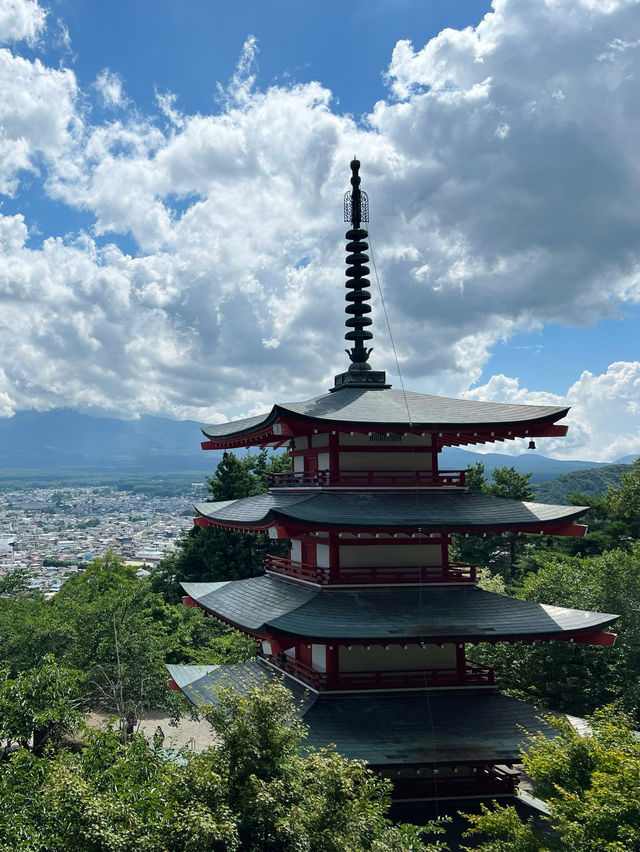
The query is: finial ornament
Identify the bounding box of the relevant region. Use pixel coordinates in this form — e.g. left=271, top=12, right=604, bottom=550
left=331, top=159, right=389, bottom=392
left=343, top=158, right=369, bottom=228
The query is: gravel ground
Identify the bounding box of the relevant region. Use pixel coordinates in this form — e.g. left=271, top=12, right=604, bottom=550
left=87, top=710, right=218, bottom=751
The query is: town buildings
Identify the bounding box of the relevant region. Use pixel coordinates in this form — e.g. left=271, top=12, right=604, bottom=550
left=0, top=486, right=194, bottom=593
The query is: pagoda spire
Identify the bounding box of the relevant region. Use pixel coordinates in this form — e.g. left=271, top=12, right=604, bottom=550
left=332, top=158, right=389, bottom=392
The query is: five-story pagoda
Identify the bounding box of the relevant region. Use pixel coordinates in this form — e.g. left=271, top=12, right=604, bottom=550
left=169, top=161, right=617, bottom=802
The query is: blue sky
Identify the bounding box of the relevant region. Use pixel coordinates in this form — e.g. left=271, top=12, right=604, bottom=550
left=0, top=0, right=639, bottom=460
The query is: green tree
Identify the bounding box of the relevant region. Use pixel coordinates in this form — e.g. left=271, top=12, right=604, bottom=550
left=487, top=466, right=534, bottom=501
left=462, top=707, right=640, bottom=852
left=476, top=544, right=640, bottom=718
left=454, top=464, right=535, bottom=576
left=150, top=525, right=273, bottom=604
left=207, top=453, right=253, bottom=500
left=0, top=553, right=254, bottom=718
left=465, top=461, right=488, bottom=493
left=0, top=679, right=441, bottom=851
left=543, top=491, right=638, bottom=558
left=0, top=566, right=31, bottom=596
left=605, top=457, right=640, bottom=520
left=152, top=450, right=290, bottom=603
left=0, top=656, right=82, bottom=754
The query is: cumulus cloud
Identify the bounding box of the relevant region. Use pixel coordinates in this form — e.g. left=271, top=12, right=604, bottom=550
left=93, top=68, right=128, bottom=109
left=465, top=361, right=640, bottom=462
left=0, top=0, right=46, bottom=45
left=0, top=0, right=638, bottom=461
left=0, top=46, right=80, bottom=195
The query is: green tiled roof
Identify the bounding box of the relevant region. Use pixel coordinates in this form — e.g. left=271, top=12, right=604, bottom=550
left=182, top=577, right=617, bottom=641
left=167, top=663, right=220, bottom=690
left=194, top=491, right=587, bottom=531
left=168, top=659, right=315, bottom=712
left=202, top=388, right=569, bottom=439
left=170, top=660, right=557, bottom=765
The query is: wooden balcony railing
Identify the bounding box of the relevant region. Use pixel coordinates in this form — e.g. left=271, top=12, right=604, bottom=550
left=268, top=469, right=466, bottom=489
left=266, top=653, right=494, bottom=691
left=391, top=765, right=518, bottom=800
left=265, top=555, right=476, bottom=585
left=265, top=554, right=329, bottom=584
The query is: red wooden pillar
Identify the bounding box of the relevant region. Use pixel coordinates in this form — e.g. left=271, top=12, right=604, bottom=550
left=298, top=642, right=312, bottom=668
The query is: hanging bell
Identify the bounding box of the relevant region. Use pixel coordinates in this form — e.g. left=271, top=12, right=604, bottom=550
left=528, top=439, right=536, bottom=450
left=289, top=438, right=296, bottom=450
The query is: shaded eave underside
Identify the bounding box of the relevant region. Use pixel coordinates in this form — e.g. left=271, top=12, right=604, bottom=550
left=201, top=390, right=569, bottom=446
left=168, top=659, right=558, bottom=765
left=180, top=577, right=617, bottom=642
left=193, top=491, right=588, bottom=534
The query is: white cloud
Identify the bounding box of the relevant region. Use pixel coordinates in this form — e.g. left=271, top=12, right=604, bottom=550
left=465, top=362, right=640, bottom=462
left=0, top=47, right=80, bottom=195
left=93, top=68, right=128, bottom=110
left=0, top=0, right=638, bottom=460
left=0, top=0, right=46, bottom=45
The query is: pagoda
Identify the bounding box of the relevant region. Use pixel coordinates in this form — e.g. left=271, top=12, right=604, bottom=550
left=169, top=161, right=618, bottom=802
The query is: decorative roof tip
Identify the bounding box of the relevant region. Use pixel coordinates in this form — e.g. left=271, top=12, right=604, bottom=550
left=332, top=159, right=389, bottom=393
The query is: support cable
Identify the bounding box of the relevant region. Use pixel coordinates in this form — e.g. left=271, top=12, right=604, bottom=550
left=369, top=230, right=441, bottom=816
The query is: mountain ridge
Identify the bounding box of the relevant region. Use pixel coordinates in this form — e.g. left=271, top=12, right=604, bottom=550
left=0, top=409, right=626, bottom=484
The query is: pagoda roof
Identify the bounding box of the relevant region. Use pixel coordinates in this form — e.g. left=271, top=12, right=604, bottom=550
left=168, top=659, right=558, bottom=765
left=181, top=577, right=617, bottom=642
left=193, top=491, right=587, bottom=533
left=202, top=388, right=568, bottom=443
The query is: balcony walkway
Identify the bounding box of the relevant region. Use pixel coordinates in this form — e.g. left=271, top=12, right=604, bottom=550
left=265, top=554, right=476, bottom=585
left=267, top=653, right=495, bottom=692
left=268, top=469, right=466, bottom=489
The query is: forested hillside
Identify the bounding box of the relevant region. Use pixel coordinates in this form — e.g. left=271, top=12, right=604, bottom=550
left=533, top=462, right=633, bottom=504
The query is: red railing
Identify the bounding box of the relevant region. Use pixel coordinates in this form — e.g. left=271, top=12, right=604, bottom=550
left=265, top=554, right=329, bottom=584
left=391, top=765, right=518, bottom=800
left=265, top=555, right=476, bottom=585
left=268, top=469, right=466, bottom=489
left=269, top=654, right=326, bottom=689
left=335, top=563, right=476, bottom=584
left=267, top=654, right=494, bottom=691
left=269, top=470, right=330, bottom=487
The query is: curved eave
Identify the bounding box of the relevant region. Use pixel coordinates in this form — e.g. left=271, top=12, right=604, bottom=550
left=181, top=578, right=618, bottom=643
left=200, top=390, right=570, bottom=449
left=167, top=659, right=566, bottom=766
left=192, top=492, right=589, bottom=536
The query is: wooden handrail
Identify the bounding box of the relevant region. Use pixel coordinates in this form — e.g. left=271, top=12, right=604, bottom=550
left=267, top=653, right=494, bottom=690
left=265, top=555, right=477, bottom=585
left=268, top=469, right=467, bottom=488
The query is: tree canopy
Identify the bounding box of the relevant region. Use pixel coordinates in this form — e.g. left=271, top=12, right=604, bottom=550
left=475, top=543, right=640, bottom=718
left=462, top=707, right=640, bottom=851
left=0, top=552, right=254, bottom=720
left=151, top=450, right=290, bottom=603
left=0, top=661, right=440, bottom=852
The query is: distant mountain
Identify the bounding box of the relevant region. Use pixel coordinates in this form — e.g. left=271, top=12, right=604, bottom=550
left=533, top=463, right=632, bottom=505
left=0, top=409, right=222, bottom=475
left=614, top=454, right=640, bottom=464
left=0, top=409, right=613, bottom=484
